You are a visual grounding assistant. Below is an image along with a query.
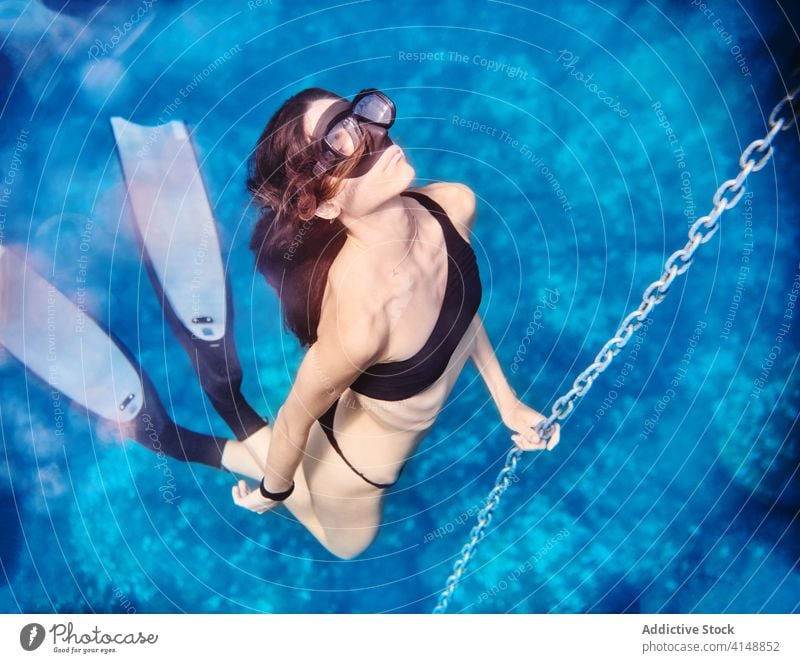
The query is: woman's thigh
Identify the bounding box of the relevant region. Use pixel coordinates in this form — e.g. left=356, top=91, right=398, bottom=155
left=302, top=422, right=386, bottom=553
left=327, top=394, right=419, bottom=484
left=301, top=396, right=420, bottom=551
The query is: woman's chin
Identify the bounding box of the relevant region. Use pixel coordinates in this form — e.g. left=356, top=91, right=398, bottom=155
left=382, top=162, right=415, bottom=188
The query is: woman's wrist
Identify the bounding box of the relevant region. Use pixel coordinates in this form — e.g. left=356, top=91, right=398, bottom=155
left=262, top=466, right=293, bottom=490
left=261, top=413, right=300, bottom=498
left=261, top=462, right=294, bottom=497
left=259, top=477, right=295, bottom=501
left=497, top=384, right=519, bottom=419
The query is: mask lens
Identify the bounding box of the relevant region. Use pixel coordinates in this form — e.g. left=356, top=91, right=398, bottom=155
left=352, top=93, right=394, bottom=126
left=324, top=116, right=362, bottom=157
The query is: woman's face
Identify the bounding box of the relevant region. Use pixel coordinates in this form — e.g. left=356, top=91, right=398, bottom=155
left=304, top=97, right=415, bottom=219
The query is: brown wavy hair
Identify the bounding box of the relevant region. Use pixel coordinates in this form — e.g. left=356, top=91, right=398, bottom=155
left=247, top=88, right=368, bottom=347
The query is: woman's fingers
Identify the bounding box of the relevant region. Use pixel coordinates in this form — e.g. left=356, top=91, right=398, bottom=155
left=233, top=481, right=257, bottom=509
left=511, top=421, right=562, bottom=452
left=232, top=481, right=247, bottom=504
left=232, top=480, right=279, bottom=514
left=511, top=433, right=546, bottom=451
left=524, top=427, right=546, bottom=449
left=546, top=423, right=561, bottom=450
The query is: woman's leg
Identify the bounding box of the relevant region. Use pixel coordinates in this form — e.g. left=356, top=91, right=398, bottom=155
left=296, top=408, right=396, bottom=560
left=221, top=424, right=334, bottom=552
left=114, top=117, right=266, bottom=443
left=143, top=263, right=268, bottom=442
left=115, top=377, right=388, bottom=560
left=222, top=421, right=388, bottom=560
left=120, top=365, right=229, bottom=468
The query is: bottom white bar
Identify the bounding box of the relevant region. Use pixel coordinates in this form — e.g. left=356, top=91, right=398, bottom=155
left=1, top=614, right=798, bottom=662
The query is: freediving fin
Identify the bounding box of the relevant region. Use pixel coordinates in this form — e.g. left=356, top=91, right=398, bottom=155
left=110, top=117, right=266, bottom=440
left=0, top=245, right=227, bottom=469
left=0, top=245, right=143, bottom=423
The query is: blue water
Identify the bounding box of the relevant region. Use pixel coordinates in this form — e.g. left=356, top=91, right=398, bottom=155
left=1, top=0, right=799, bottom=613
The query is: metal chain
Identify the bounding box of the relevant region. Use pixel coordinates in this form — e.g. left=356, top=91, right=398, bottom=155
left=433, top=85, right=799, bottom=614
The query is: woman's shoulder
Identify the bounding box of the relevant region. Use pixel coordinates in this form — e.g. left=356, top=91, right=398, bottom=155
left=317, top=270, right=391, bottom=357
left=407, top=182, right=477, bottom=241
left=322, top=259, right=379, bottom=314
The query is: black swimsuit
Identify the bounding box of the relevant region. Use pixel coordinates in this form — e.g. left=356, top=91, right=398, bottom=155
left=317, top=189, right=482, bottom=489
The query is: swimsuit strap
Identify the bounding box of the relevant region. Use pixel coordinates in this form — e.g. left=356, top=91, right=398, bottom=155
left=318, top=398, right=400, bottom=490
left=400, top=189, right=464, bottom=246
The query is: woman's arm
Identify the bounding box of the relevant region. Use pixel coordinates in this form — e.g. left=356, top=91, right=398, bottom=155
left=470, top=314, right=560, bottom=451
left=263, top=337, right=376, bottom=491
left=424, top=183, right=560, bottom=451
left=233, top=279, right=389, bottom=511
left=262, top=296, right=389, bottom=492
left=469, top=314, right=518, bottom=417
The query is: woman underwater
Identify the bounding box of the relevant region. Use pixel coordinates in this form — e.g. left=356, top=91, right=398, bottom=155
left=0, top=87, right=559, bottom=561
left=226, top=87, right=560, bottom=559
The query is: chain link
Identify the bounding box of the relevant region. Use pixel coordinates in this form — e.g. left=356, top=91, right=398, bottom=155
left=769, top=84, right=799, bottom=131
left=432, top=85, right=798, bottom=614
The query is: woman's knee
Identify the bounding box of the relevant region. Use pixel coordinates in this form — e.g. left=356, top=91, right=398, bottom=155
left=324, top=527, right=379, bottom=560
left=326, top=540, right=373, bottom=560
